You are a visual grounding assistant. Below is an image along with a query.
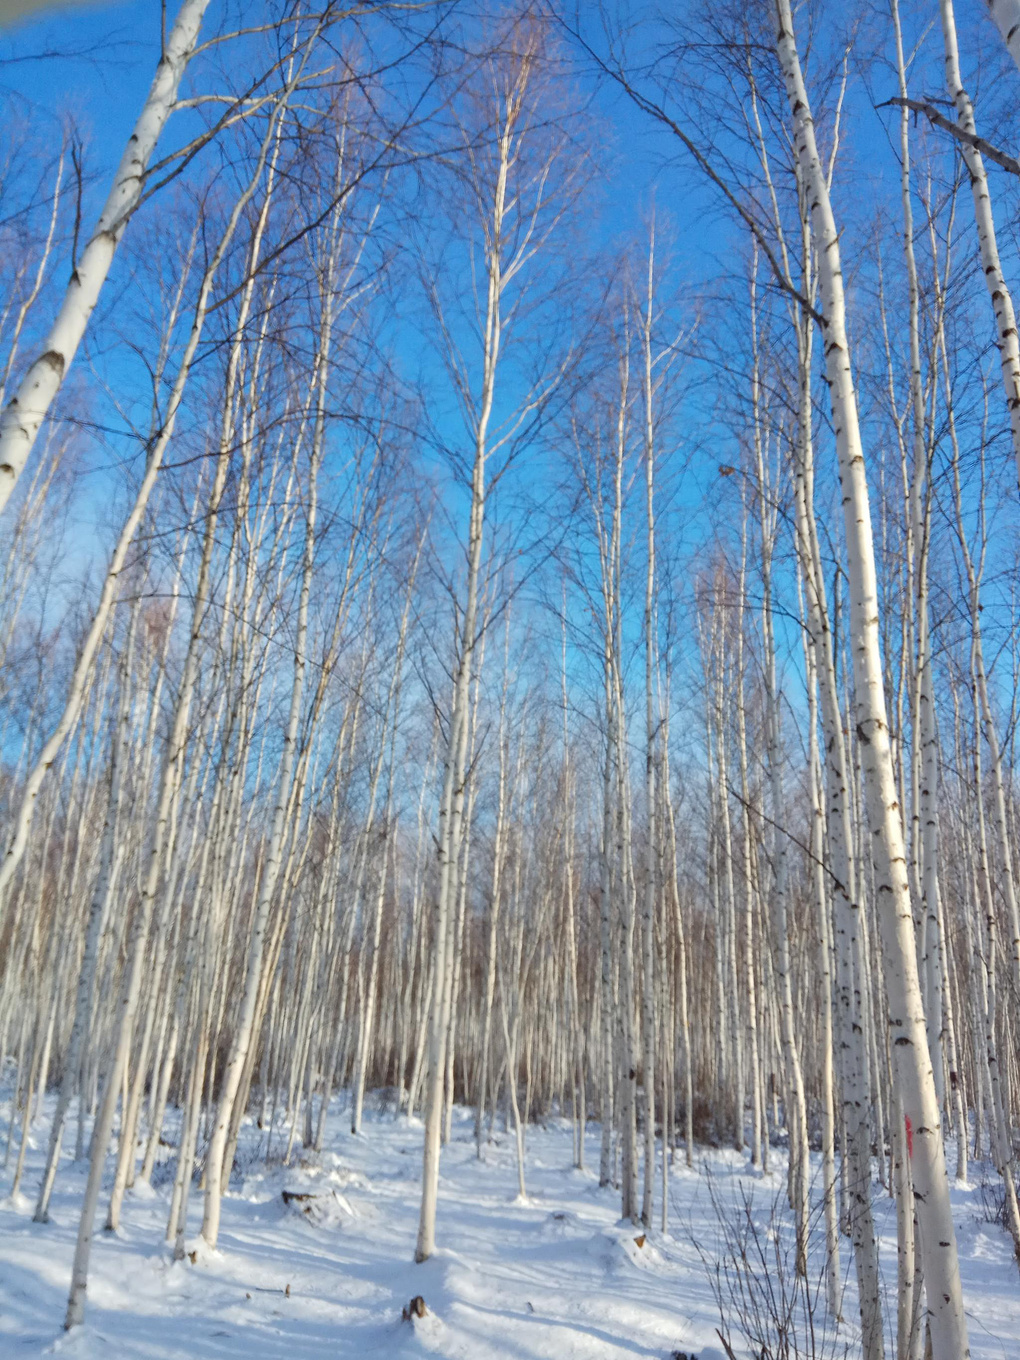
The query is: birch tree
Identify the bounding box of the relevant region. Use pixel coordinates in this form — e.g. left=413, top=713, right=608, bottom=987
left=415, top=16, right=574, bottom=1261
left=773, top=3, right=969, bottom=1352
left=0, top=0, right=213, bottom=513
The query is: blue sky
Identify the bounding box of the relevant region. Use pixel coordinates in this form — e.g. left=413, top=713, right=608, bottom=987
left=3, top=3, right=150, bottom=160
left=3, top=0, right=1020, bottom=737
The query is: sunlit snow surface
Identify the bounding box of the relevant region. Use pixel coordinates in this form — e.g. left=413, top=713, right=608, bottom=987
left=1, top=1096, right=1017, bottom=1358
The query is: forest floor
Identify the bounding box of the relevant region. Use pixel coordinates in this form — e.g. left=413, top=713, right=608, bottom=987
left=0, top=1095, right=1018, bottom=1359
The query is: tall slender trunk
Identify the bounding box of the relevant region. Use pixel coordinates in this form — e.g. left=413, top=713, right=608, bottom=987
left=640, top=230, right=658, bottom=1227
left=62, top=79, right=301, bottom=1328
left=33, top=600, right=140, bottom=1221
left=475, top=620, right=512, bottom=1157
left=774, top=4, right=969, bottom=1351
left=750, top=252, right=809, bottom=1275
left=415, top=62, right=522, bottom=1262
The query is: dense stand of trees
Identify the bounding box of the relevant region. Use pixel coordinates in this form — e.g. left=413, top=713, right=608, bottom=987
left=2, top=2, right=1020, bottom=1356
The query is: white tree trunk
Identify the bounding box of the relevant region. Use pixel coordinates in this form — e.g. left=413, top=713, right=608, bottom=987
left=987, top=0, right=1020, bottom=73
left=640, top=232, right=658, bottom=1227
left=774, top=3, right=969, bottom=1352
left=0, top=0, right=212, bottom=512
left=63, top=77, right=300, bottom=1328
left=939, top=0, right=1020, bottom=490
left=415, top=83, right=512, bottom=1261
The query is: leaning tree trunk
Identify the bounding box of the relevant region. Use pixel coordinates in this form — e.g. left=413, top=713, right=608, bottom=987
left=939, top=0, right=1020, bottom=492
left=32, top=598, right=139, bottom=1222
left=62, top=96, right=293, bottom=1324
left=200, top=411, right=317, bottom=1251
left=774, top=2, right=970, bottom=1354
left=793, top=408, right=884, bottom=1360
left=0, top=0, right=212, bottom=513
left=987, top=0, right=1020, bottom=80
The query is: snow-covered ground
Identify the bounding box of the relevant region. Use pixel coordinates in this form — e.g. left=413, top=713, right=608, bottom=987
left=1, top=1097, right=1018, bottom=1358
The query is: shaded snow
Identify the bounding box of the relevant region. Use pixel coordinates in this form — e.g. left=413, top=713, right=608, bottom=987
left=0, top=1096, right=1017, bottom=1358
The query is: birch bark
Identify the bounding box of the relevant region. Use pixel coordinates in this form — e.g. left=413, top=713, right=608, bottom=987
left=0, top=0, right=212, bottom=512
left=773, top=3, right=969, bottom=1351
left=640, top=231, right=658, bottom=1227
left=939, top=0, right=1020, bottom=490
left=415, top=51, right=526, bottom=1261
left=63, top=73, right=303, bottom=1327
left=987, top=0, right=1020, bottom=77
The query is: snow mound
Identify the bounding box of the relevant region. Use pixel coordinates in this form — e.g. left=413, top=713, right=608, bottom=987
left=280, top=1186, right=358, bottom=1229
left=284, top=1150, right=372, bottom=1194
left=540, top=1209, right=587, bottom=1240
left=616, top=1229, right=667, bottom=1270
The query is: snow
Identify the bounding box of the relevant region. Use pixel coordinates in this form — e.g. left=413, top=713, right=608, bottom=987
left=1, top=1098, right=1018, bottom=1358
